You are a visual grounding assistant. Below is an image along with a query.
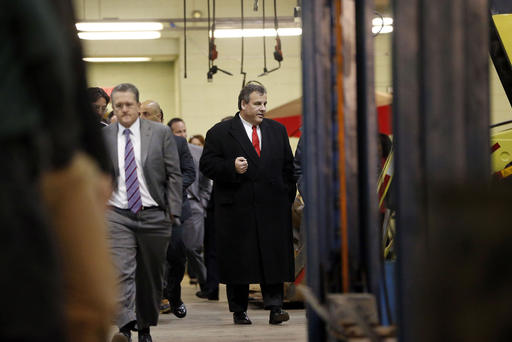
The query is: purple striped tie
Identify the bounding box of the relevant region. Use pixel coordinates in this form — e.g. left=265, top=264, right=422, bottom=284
left=124, top=129, right=142, bottom=213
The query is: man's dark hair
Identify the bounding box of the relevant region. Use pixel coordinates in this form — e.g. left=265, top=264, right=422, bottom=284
left=111, top=83, right=139, bottom=104
left=87, top=87, right=110, bottom=104
left=221, top=115, right=233, bottom=122
left=167, top=117, right=184, bottom=129
left=237, top=83, right=266, bottom=110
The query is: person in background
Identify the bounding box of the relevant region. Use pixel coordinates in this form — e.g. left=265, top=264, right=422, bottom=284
left=168, top=118, right=212, bottom=301
left=103, top=83, right=183, bottom=342
left=139, top=100, right=196, bottom=320
left=189, top=134, right=205, bottom=147
left=200, top=82, right=296, bottom=325
left=294, top=134, right=304, bottom=197
left=196, top=115, right=234, bottom=301
left=87, top=87, right=110, bottom=127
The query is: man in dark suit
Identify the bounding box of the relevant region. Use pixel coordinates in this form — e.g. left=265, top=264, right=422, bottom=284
left=140, top=100, right=196, bottom=319
left=103, top=83, right=182, bottom=342
left=200, top=82, right=296, bottom=325
left=168, top=118, right=212, bottom=299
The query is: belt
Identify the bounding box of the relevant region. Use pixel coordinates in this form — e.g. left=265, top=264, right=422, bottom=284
left=112, top=206, right=162, bottom=215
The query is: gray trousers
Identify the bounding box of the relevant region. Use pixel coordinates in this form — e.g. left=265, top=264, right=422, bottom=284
left=182, top=200, right=207, bottom=284
left=107, top=207, right=172, bottom=329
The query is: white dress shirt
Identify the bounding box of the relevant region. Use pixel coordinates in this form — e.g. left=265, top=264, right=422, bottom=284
left=109, top=118, right=159, bottom=209
left=239, top=115, right=262, bottom=149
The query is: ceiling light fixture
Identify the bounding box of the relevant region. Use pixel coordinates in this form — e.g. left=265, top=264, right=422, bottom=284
left=213, top=27, right=302, bottom=38
left=83, top=57, right=152, bottom=62
left=191, top=10, right=202, bottom=18
left=78, top=31, right=161, bottom=40
left=76, top=22, right=163, bottom=31
left=372, top=25, right=393, bottom=34
left=372, top=17, right=393, bottom=27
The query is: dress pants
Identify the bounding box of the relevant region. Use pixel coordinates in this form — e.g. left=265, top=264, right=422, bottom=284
left=166, top=223, right=186, bottom=306
left=227, top=283, right=284, bottom=312
left=182, top=200, right=207, bottom=285
left=204, top=206, right=219, bottom=295
left=107, top=207, right=172, bottom=329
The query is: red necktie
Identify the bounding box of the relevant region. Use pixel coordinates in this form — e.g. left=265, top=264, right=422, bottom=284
left=252, top=125, right=260, bottom=157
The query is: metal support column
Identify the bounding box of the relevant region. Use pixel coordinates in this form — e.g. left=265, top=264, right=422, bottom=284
left=302, top=1, right=336, bottom=340
left=393, top=0, right=490, bottom=340
left=355, top=0, right=381, bottom=302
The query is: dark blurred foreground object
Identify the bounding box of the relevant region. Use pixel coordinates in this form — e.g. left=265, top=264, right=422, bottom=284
left=416, top=184, right=512, bottom=342
left=0, top=1, right=115, bottom=341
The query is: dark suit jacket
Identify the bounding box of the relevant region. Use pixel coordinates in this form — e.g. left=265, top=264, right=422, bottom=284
left=103, top=119, right=183, bottom=217
left=200, top=113, right=296, bottom=284
left=174, top=134, right=196, bottom=221
left=187, top=143, right=212, bottom=211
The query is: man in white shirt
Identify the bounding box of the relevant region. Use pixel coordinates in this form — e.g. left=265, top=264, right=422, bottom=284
left=103, top=83, right=182, bottom=342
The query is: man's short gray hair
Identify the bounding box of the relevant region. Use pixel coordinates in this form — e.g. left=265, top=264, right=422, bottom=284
left=111, top=83, right=140, bottom=104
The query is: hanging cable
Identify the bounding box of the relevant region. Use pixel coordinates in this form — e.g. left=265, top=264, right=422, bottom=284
left=258, top=0, right=282, bottom=76
left=272, top=0, right=283, bottom=63
left=207, top=0, right=233, bottom=81
left=207, top=0, right=212, bottom=71
left=373, top=11, right=384, bottom=37
left=240, top=0, right=247, bottom=88
left=261, top=0, right=268, bottom=75
left=183, top=0, right=188, bottom=78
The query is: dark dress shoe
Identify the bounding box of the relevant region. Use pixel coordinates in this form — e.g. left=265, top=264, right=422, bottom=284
left=207, top=292, right=219, bottom=301
left=233, top=311, right=252, bottom=325
left=195, top=290, right=209, bottom=299
left=138, top=332, right=152, bottom=342
left=269, top=308, right=290, bottom=325
left=171, top=303, right=187, bottom=318
left=111, top=331, right=131, bottom=342
left=195, top=290, right=219, bottom=301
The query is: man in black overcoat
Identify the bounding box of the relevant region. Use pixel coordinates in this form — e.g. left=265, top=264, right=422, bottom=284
left=200, top=83, right=296, bottom=325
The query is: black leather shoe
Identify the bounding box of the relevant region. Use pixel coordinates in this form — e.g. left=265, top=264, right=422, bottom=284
left=195, top=290, right=220, bottom=301
left=233, top=311, right=252, bottom=325
left=111, top=331, right=131, bottom=342
left=269, top=309, right=290, bottom=325
left=208, top=292, right=219, bottom=301
left=195, top=290, right=209, bottom=299
left=171, top=303, right=187, bottom=318
left=138, top=332, right=152, bottom=342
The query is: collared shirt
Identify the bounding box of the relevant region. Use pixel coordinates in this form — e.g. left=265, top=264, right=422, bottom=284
left=239, top=115, right=262, bottom=149
left=109, top=118, right=159, bottom=208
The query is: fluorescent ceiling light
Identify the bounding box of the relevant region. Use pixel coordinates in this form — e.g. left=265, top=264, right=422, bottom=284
left=76, top=22, right=163, bottom=31
left=83, top=57, right=152, bottom=62
left=372, top=25, right=393, bottom=34
left=213, top=27, right=302, bottom=38
left=78, top=31, right=161, bottom=40
left=372, top=17, right=393, bottom=26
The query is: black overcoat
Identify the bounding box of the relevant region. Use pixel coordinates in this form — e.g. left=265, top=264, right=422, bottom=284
left=200, top=114, right=296, bottom=284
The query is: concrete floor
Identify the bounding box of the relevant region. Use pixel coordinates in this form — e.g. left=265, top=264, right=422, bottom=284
left=110, top=281, right=308, bottom=342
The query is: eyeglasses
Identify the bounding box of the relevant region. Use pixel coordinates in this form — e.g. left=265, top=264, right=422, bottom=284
left=113, top=102, right=136, bottom=110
